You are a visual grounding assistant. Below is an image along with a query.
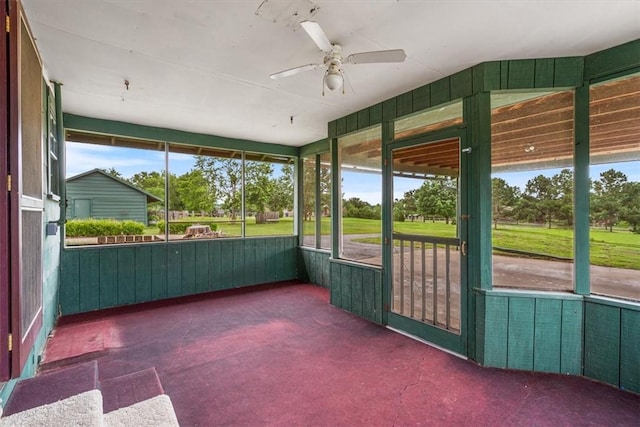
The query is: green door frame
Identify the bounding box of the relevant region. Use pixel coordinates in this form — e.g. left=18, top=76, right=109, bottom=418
left=382, top=126, right=470, bottom=356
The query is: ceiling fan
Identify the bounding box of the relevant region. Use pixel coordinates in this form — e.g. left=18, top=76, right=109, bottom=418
left=270, top=21, right=406, bottom=93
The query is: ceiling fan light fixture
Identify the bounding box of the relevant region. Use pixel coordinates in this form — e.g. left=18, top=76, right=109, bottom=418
left=324, top=68, right=343, bottom=91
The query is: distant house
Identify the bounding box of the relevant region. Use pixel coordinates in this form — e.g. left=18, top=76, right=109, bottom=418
left=66, top=169, right=162, bottom=225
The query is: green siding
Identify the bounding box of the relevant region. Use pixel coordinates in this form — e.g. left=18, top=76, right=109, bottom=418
left=584, top=39, right=640, bottom=81
left=584, top=302, right=621, bottom=386
left=298, top=248, right=331, bottom=288
left=329, top=260, right=382, bottom=324
left=479, top=291, right=584, bottom=374
left=59, top=236, right=298, bottom=314
left=620, top=309, right=640, bottom=393
left=560, top=299, right=583, bottom=375
left=67, top=172, right=149, bottom=224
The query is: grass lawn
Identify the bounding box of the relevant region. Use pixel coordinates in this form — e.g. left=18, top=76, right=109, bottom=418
left=148, top=216, right=639, bottom=270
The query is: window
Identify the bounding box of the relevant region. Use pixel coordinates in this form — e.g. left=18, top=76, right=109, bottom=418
left=491, top=90, right=575, bottom=291
left=319, top=152, right=331, bottom=250
left=338, top=126, right=382, bottom=265
left=64, top=134, right=166, bottom=246
left=64, top=133, right=295, bottom=246
left=45, top=86, right=60, bottom=197
left=301, top=156, right=316, bottom=247
left=244, top=152, right=295, bottom=237
left=589, top=73, right=640, bottom=301
left=394, top=101, right=463, bottom=139
left=301, top=152, right=331, bottom=249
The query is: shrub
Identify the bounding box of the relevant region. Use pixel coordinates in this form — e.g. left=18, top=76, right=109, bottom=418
left=66, top=218, right=145, bottom=237
left=157, top=220, right=218, bottom=234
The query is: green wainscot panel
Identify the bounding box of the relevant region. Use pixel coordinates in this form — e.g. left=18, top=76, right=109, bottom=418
left=507, top=297, right=535, bottom=370
left=584, top=302, right=621, bottom=387
left=620, top=309, right=640, bottom=393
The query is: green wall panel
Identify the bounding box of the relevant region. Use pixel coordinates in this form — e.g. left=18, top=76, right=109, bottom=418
left=584, top=39, right=640, bottom=81
left=60, top=250, right=80, bottom=314
left=507, top=297, right=535, bottom=370
left=79, top=250, right=100, bottom=312
left=328, top=120, right=337, bottom=138
left=534, top=58, right=555, bottom=88
left=396, top=92, right=413, bottom=118
left=357, top=109, right=370, bottom=130
left=533, top=298, right=562, bottom=372
left=430, top=77, right=451, bottom=105
left=383, top=98, right=397, bottom=122
left=507, top=59, right=536, bottom=89
left=329, top=260, right=382, bottom=324
left=59, top=237, right=298, bottom=315
left=483, top=295, right=508, bottom=368
left=98, top=248, right=118, bottom=308
left=553, top=57, right=583, bottom=88
left=412, top=85, right=430, bottom=112
left=560, top=299, right=583, bottom=375
left=117, top=247, right=136, bottom=305
left=620, top=309, right=640, bottom=393
left=134, top=245, right=152, bottom=303
left=369, top=103, right=383, bottom=126
left=195, top=242, right=209, bottom=294
left=351, top=268, right=363, bottom=317
left=151, top=245, right=168, bottom=299
left=450, top=68, right=473, bottom=99
left=336, top=117, right=347, bottom=136
left=346, top=112, right=358, bottom=133
left=330, top=261, right=341, bottom=306
left=474, top=291, right=486, bottom=364
left=584, top=302, right=620, bottom=386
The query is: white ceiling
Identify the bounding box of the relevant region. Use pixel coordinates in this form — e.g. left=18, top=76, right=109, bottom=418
left=21, top=0, right=640, bottom=147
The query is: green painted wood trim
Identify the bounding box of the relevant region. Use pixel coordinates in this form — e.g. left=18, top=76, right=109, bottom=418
left=314, top=155, right=322, bottom=248
left=584, top=295, right=640, bottom=312
left=330, top=138, right=340, bottom=259
left=466, top=93, right=492, bottom=290
left=299, top=138, right=329, bottom=157
left=584, top=39, right=640, bottom=82
left=476, top=289, right=583, bottom=300
left=474, top=291, right=486, bottom=364
left=63, top=114, right=298, bottom=156
left=54, top=83, right=65, bottom=229
left=59, top=236, right=298, bottom=315
left=381, top=120, right=394, bottom=325
left=574, top=85, right=590, bottom=295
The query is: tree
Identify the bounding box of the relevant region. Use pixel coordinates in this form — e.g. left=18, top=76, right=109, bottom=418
left=523, top=174, right=558, bottom=228
left=592, top=169, right=627, bottom=232
left=552, top=169, right=573, bottom=226
left=244, top=161, right=274, bottom=213
left=620, top=181, right=640, bottom=233
left=194, top=156, right=242, bottom=220
left=491, top=177, right=520, bottom=229
left=101, top=167, right=125, bottom=180
left=302, top=160, right=316, bottom=221
left=130, top=171, right=164, bottom=199
left=175, top=169, right=214, bottom=212
left=269, top=163, right=295, bottom=214
left=415, top=177, right=457, bottom=224
left=401, top=190, right=418, bottom=221
left=342, top=197, right=379, bottom=219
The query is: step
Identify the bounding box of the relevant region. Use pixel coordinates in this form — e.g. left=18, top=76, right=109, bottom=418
left=99, top=368, right=164, bottom=413
left=1, top=389, right=103, bottom=427
left=3, top=361, right=99, bottom=416
left=104, top=394, right=179, bottom=427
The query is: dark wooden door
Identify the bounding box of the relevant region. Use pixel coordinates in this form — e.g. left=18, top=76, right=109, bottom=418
left=1, top=0, right=12, bottom=381
left=8, top=0, right=44, bottom=376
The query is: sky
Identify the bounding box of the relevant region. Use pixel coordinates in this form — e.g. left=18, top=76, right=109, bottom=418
left=67, top=141, right=639, bottom=206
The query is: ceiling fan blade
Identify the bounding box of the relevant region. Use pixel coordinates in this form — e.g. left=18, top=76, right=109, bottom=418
left=270, top=63, right=323, bottom=80
left=300, top=21, right=333, bottom=53
left=346, top=49, right=407, bottom=64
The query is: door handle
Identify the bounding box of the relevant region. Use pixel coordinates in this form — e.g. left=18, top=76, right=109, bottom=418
left=461, top=241, right=467, bottom=256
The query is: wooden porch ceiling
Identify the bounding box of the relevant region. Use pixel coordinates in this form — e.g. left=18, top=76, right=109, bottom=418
left=348, top=74, right=639, bottom=176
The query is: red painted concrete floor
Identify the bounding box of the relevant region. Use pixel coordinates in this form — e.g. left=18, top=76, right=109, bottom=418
left=39, top=282, right=639, bottom=426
